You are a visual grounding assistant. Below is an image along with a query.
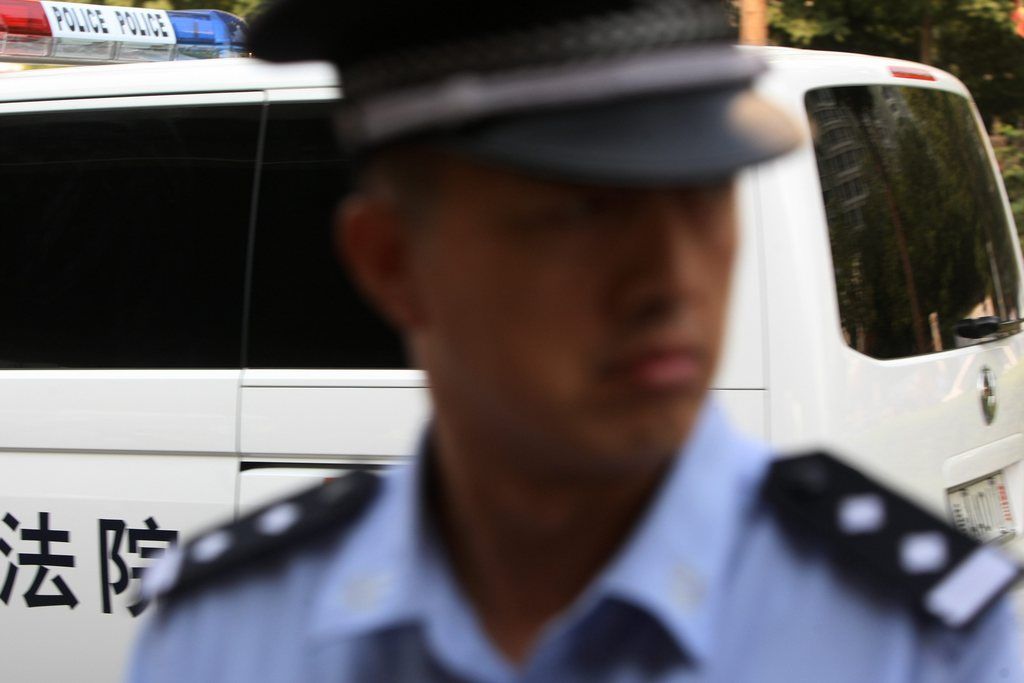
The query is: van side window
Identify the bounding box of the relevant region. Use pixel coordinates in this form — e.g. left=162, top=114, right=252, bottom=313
left=807, top=86, right=1021, bottom=359
left=0, top=105, right=258, bottom=368
left=245, top=101, right=407, bottom=369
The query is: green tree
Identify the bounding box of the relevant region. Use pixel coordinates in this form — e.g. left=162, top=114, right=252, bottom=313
left=766, top=0, right=1024, bottom=126
left=765, top=0, right=1024, bottom=237
left=992, top=123, right=1024, bottom=235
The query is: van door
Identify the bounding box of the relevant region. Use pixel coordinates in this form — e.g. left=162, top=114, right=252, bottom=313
left=0, top=92, right=262, bottom=681
left=238, top=94, right=429, bottom=505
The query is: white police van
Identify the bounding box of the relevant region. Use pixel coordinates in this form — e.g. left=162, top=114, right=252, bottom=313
left=2, top=2, right=1024, bottom=680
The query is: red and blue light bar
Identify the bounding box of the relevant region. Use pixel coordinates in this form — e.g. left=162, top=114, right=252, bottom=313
left=0, top=0, right=249, bottom=64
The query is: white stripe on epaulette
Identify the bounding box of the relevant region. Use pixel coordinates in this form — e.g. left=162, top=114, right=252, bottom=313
left=925, top=546, right=1020, bottom=628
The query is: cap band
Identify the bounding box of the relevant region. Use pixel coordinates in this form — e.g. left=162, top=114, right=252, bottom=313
left=338, top=45, right=765, bottom=147
left=339, top=0, right=731, bottom=97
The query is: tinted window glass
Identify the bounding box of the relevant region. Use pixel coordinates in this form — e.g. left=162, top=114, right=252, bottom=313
left=807, top=86, right=1021, bottom=359
left=0, top=105, right=257, bottom=368
left=246, top=102, right=406, bottom=368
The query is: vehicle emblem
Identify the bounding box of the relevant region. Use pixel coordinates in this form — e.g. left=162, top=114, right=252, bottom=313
left=979, top=367, right=997, bottom=425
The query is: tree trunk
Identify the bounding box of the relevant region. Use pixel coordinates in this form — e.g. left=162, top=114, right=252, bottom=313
left=739, top=0, right=768, bottom=45
left=920, top=1, right=934, bottom=64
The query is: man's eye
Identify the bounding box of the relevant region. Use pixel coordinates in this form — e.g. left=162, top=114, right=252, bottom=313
left=540, top=193, right=618, bottom=223
left=678, top=180, right=734, bottom=205
left=556, top=197, right=602, bottom=219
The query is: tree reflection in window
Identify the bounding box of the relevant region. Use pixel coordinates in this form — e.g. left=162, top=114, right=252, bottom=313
left=807, top=86, right=1020, bottom=359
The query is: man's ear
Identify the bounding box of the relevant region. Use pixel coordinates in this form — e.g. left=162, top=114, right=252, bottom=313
left=335, top=195, right=424, bottom=331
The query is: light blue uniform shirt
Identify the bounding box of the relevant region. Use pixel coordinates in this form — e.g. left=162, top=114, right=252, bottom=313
left=128, top=405, right=1024, bottom=682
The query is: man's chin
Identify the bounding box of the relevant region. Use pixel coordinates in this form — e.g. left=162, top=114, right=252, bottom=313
left=557, top=411, right=699, bottom=478
left=596, top=392, right=703, bottom=448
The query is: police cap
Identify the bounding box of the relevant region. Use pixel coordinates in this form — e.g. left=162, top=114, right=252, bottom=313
left=249, top=0, right=800, bottom=185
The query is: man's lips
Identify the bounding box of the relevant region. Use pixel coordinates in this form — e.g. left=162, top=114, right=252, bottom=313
left=602, top=346, right=705, bottom=390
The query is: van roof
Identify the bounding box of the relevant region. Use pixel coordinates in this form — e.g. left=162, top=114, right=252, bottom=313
left=746, top=45, right=967, bottom=96
left=0, top=59, right=338, bottom=103
left=0, top=46, right=967, bottom=106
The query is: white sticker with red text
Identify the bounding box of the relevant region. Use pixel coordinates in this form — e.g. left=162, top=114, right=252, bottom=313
left=948, top=471, right=1017, bottom=544
left=40, top=2, right=176, bottom=44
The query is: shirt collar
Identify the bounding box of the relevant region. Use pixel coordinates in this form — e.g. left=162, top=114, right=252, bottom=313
left=308, top=451, right=429, bottom=642
left=589, top=401, right=772, bottom=663
left=308, top=441, right=515, bottom=681
left=308, top=402, right=772, bottom=667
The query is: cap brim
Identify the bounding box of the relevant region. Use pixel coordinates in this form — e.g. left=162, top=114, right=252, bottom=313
left=434, top=86, right=802, bottom=186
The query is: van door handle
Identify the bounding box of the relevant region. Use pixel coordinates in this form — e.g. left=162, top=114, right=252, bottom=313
left=954, top=316, right=1024, bottom=339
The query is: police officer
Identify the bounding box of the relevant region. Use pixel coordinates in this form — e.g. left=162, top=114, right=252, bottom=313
left=128, top=1, right=1024, bottom=681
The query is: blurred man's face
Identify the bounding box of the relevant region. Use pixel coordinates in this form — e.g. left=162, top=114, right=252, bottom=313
left=351, top=155, right=738, bottom=478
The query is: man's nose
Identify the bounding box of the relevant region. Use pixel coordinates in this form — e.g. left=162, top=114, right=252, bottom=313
left=607, top=191, right=706, bottom=325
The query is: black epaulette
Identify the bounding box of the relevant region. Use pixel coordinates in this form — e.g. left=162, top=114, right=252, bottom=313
left=139, top=470, right=380, bottom=603
left=764, top=451, right=1021, bottom=630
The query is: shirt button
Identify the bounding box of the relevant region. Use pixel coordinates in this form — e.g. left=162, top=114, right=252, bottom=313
left=671, top=565, right=706, bottom=611
left=256, top=503, right=301, bottom=536
left=340, top=572, right=394, bottom=613
left=191, top=530, right=232, bottom=563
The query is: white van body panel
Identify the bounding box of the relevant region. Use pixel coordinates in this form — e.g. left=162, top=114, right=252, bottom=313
left=239, top=381, right=430, bottom=457
left=1, top=48, right=1023, bottom=679
left=0, top=58, right=335, bottom=102
left=715, top=167, right=768, bottom=392
left=0, top=370, right=239, bottom=451
left=0, top=452, right=237, bottom=682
